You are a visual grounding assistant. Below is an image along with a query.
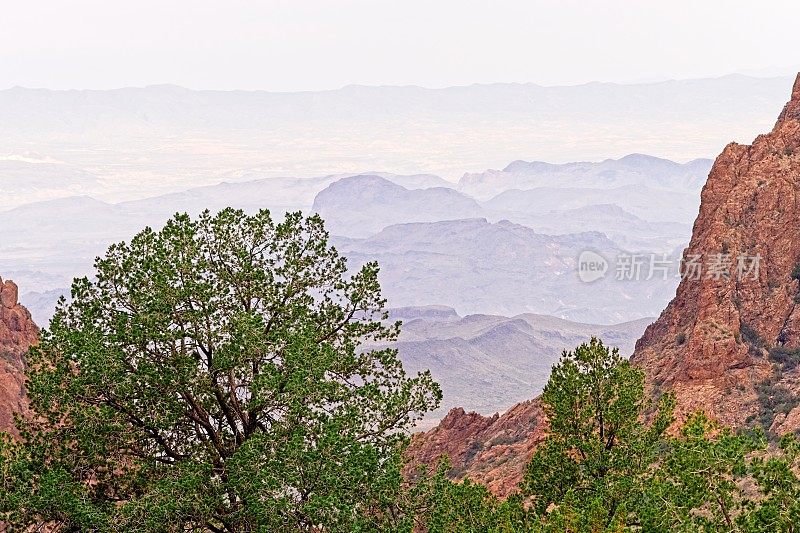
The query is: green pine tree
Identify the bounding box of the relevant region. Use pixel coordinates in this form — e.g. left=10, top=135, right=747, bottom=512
left=0, top=209, right=441, bottom=532
left=521, top=337, right=674, bottom=530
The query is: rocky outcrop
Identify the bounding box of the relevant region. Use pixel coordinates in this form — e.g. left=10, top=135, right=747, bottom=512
left=632, top=74, right=800, bottom=430
left=0, top=278, right=39, bottom=435
left=405, top=399, right=546, bottom=497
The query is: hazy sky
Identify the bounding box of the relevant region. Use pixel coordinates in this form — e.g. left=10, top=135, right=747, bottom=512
left=3, top=0, right=800, bottom=91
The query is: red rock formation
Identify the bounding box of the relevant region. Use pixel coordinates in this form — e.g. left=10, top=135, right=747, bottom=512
left=405, top=399, right=546, bottom=497
left=0, top=278, right=39, bottom=435
left=632, top=73, right=800, bottom=431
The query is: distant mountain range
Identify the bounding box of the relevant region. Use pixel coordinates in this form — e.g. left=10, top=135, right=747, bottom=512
left=6, top=153, right=698, bottom=326
left=459, top=154, right=712, bottom=199
left=386, top=306, right=651, bottom=421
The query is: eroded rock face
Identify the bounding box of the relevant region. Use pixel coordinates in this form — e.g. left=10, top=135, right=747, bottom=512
left=632, top=74, right=800, bottom=430
left=0, top=278, right=39, bottom=435
left=405, top=400, right=546, bottom=497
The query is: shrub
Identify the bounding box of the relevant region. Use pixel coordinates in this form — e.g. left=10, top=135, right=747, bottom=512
left=754, top=380, right=800, bottom=435
left=769, top=347, right=800, bottom=370
left=488, top=434, right=521, bottom=448
left=740, top=323, right=766, bottom=356
left=463, top=441, right=484, bottom=464
left=792, top=263, right=800, bottom=281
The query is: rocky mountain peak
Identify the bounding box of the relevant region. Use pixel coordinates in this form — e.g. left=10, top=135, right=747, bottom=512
left=776, top=73, right=800, bottom=126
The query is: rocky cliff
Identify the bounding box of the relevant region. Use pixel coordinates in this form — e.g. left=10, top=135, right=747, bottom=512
left=632, top=73, right=800, bottom=433
left=0, top=278, right=39, bottom=435
left=405, top=399, right=546, bottom=497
